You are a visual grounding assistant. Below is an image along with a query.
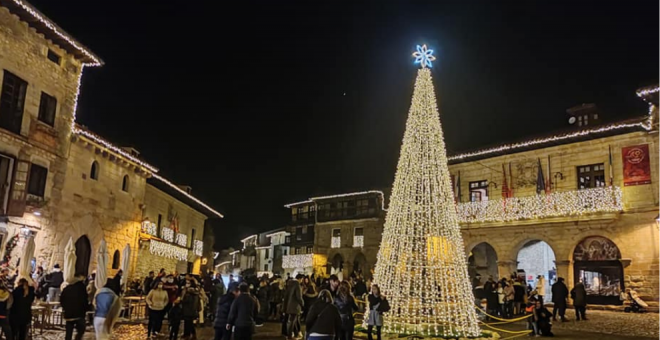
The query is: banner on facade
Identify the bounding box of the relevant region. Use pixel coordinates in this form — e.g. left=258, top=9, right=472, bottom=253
left=622, top=144, right=651, bottom=186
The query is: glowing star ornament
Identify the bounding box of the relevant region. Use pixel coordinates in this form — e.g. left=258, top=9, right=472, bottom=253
left=372, top=65, right=480, bottom=336
left=412, top=44, right=436, bottom=68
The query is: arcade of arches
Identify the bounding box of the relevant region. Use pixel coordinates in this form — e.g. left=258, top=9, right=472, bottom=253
left=464, top=220, right=658, bottom=307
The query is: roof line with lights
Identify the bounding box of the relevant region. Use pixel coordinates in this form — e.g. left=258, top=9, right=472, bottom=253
left=284, top=190, right=386, bottom=209
left=240, top=234, right=258, bottom=243
left=6, top=0, right=103, bottom=66
left=150, top=174, right=224, bottom=218
left=447, top=115, right=653, bottom=163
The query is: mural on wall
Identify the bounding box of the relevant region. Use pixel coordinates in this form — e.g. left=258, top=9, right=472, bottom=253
left=515, top=159, right=539, bottom=188
left=573, top=236, right=621, bottom=261
left=622, top=144, right=651, bottom=186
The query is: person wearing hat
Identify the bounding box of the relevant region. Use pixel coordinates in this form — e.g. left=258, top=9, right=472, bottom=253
left=46, top=264, right=64, bottom=303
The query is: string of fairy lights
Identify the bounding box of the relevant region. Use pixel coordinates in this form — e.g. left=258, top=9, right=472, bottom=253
left=373, top=63, right=480, bottom=337
left=194, top=240, right=204, bottom=257
left=282, top=254, right=313, bottom=269
left=149, top=240, right=187, bottom=261
left=457, top=186, right=623, bottom=224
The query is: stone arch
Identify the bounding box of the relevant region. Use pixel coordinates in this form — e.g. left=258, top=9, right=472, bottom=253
left=509, top=235, right=559, bottom=263
left=515, top=239, right=557, bottom=299
left=352, top=252, right=367, bottom=276
left=50, top=215, right=105, bottom=272
left=572, top=235, right=623, bottom=305
left=328, top=253, right=344, bottom=279
left=74, top=236, right=91, bottom=277
left=467, top=242, right=498, bottom=285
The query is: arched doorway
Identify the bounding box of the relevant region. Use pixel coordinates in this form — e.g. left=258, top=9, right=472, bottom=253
left=468, top=242, right=498, bottom=287
left=74, top=236, right=91, bottom=277
left=573, top=236, right=623, bottom=305
left=352, top=253, right=367, bottom=277
left=516, top=240, right=556, bottom=301
left=329, top=253, right=344, bottom=280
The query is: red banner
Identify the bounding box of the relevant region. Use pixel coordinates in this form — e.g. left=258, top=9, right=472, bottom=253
left=622, top=144, right=651, bottom=186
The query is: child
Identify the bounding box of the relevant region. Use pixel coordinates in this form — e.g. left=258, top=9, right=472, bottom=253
left=168, top=299, right=183, bottom=340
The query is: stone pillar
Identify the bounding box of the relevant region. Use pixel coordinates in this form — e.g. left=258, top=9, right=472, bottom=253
left=555, top=260, right=572, bottom=290
left=497, top=260, right=517, bottom=280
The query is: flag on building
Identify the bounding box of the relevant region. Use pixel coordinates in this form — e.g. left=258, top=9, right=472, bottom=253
left=509, top=162, right=514, bottom=197
left=546, top=155, right=552, bottom=194
left=609, top=145, right=614, bottom=186
left=536, top=158, right=546, bottom=194
left=501, top=164, right=510, bottom=199
left=456, top=171, right=462, bottom=203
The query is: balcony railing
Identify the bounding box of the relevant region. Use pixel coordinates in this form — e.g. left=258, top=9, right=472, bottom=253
left=457, top=186, right=623, bottom=224
left=282, top=254, right=313, bottom=269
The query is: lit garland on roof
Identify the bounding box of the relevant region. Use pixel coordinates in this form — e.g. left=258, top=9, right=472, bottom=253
left=636, top=85, right=660, bottom=98
left=373, top=65, right=480, bottom=337
left=457, top=186, right=623, bottom=224
left=282, top=254, right=313, bottom=269
left=284, top=190, right=387, bottom=211
left=73, top=127, right=159, bottom=172
left=151, top=174, right=224, bottom=218
left=194, top=240, right=204, bottom=257
left=9, top=0, right=102, bottom=66
left=448, top=119, right=652, bottom=162
left=149, top=240, right=187, bottom=261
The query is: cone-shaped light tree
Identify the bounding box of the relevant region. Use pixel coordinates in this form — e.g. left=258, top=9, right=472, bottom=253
left=373, top=45, right=480, bottom=338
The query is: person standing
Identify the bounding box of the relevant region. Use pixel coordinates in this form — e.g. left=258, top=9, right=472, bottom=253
left=227, top=283, right=258, bottom=340
left=46, top=264, right=64, bottom=302
left=571, top=281, right=588, bottom=321
left=10, top=278, right=35, bottom=340
left=551, top=277, right=569, bottom=322
left=535, top=275, right=546, bottom=303
left=305, top=290, right=342, bottom=340
left=60, top=275, right=87, bottom=340
left=495, top=282, right=505, bottom=317
left=215, top=283, right=239, bottom=340
left=168, top=299, right=183, bottom=340
left=366, top=284, right=387, bottom=340
left=334, top=281, right=358, bottom=340
left=283, top=274, right=304, bottom=340
left=0, top=283, right=13, bottom=340
left=503, top=281, right=514, bottom=319
left=513, top=281, right=525, bottom=316
left=94, top=280, right=120, bottom=340
left=181, top=283, right=201, bottom=339
left=256, top=280, right=270, bottom=324
left=146, top=281, right=169, bottom=337
left=301, top=277, right=317, bottom=319
left=143, top=271, right=155, bottom=297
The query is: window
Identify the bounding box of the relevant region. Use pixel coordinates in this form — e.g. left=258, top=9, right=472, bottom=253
left=27, top=164, right=47, bottom=197
left=47, top=49, right=61, bottom=65
left=577, top=163, right=606, bottom=189
left=302, top=226, right=307, bottom=234
left=469, top=180, right=488, bottom=202
left=38, top=92, right=57, bottom=126
left=90, top=161, right=99, bottom=180
left=353, top=227, right=364, bottom=247
left=265, top=249, right=270, bottom=259
left=111, top=250, right=120, bottom=269
left=122, top=175, right=129, bottom=192
left=331, top=229, right=341, bottom=248
left=157, top=214, right=162, bottom=235
left=296, top=226, right=303, bottom=241
left=283, top=248, right=288, bottom=256
left=306, top=246, right=313, bottom=254
left=264, top=264, right=268, bottom=272
left=0, top=70, right=28, bottom=134
left=190, top=228, right=196, bottom=247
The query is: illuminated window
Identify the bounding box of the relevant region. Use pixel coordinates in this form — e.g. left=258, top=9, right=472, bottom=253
left=469, top=180, right=488, bottom=202
left=331, top=229, right=341, bottom=248
left=577, top=164, right=606, bottom=189
left=353, top=227, right=364, bottom=247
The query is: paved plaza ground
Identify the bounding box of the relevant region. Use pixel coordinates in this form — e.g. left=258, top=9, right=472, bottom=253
left=25, top=308, right=658, bottom=340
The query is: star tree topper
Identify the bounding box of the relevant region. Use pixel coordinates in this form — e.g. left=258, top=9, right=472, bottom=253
left=412, top=44, right=436, bottom=68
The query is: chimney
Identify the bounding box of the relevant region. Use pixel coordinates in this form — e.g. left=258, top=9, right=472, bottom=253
left=566, top=103, right=600, bottom=127
left=177, top=185, right=192, bottom=194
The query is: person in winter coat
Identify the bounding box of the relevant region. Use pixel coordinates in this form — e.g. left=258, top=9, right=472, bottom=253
left=334, top=281, right=358, bottom=340
left=495, top=282, right=505, bottom=317
left=366, top=284, right=387, bottom=340
left=94, top=280, right=121, bottom=340
left=210, top=277, right=226, bottom=318
left=227, top=283, right=258, bottom=340
left=513, top=281, right=525, bottom=315
left=256, top=280, right=270, bottom=323
left=551, top=277, right=569, bottom=322
left=60, top=275, right=87, bottom=340
left=214, top=283, right=239, bottom=340
left=146, top=281, right=170, bottom=337
left=268, top=278, right=283, bottom=321
left=168, top=299, right=183, bottom=340
left=503, top=281, right=514, bottom=318
left=301, top=277, right=317, bottom=319
left=283, top=275, right=304, bottom=339
left=143, top=271, right=155, bottom=297
left=11, top=278, right=35, bottom=340
left=181, top=285, right=201, bottom=339
left=0, top=283, right=13, bottom=340
left=535, top=275, right=546, bottom=304
left=305, top=289, right=342, bottom=340
left=46, top=264, right=64, bottom=302
left=483, top=277, right=497, bottom=320
left=571, top=281, right=588, bottom=321
left=532, top=300, right=553, bottom=336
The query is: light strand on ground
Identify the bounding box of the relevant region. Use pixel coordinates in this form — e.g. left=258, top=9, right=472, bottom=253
left=150, top=173, right=224, bottom=218
left=282, top=254, right=313, bottom=269
left=149, top=240, right=187, bottom=261
left=457, top=186, right=623, bottom=223
left=373, top=66, right=480, bottom=338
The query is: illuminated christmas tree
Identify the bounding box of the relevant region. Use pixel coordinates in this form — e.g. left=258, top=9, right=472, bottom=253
left=373, top=45, right=480, bottom=338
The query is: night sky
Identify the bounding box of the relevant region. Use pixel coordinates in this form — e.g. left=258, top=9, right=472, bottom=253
left=28, top=0, right=658, bottom=248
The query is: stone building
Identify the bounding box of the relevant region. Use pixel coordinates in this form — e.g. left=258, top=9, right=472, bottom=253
left=282, top=191, right=386, bottom=279
left=0, top=0, right=223, bottom=281
left=450, top=87, right=659, bottom=306
left=254, top=229, right=289, bottom=277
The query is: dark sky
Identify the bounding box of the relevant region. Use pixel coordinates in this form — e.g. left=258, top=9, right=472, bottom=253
left=29, top=1, right=658, bottom=248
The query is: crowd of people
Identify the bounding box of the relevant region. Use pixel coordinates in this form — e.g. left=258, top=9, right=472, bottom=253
left=473, top=274, right=589, bottom=337
left=212, top=272, right=388, bottom=340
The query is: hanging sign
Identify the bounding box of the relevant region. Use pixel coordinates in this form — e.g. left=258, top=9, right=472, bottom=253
left=622, top=144, right=651, bottom=186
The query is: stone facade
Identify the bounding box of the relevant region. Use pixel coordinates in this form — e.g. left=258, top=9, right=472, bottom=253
left=452, top=119, right=659, bottom=305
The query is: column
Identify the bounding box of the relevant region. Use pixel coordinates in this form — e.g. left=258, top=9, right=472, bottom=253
left=555, top=260, right=572, bottom=291
left=497, top=260, right=518, bottom=280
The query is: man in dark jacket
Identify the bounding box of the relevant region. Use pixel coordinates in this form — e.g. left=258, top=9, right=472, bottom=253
left=60, top=275, right=89, bottom=340
left=283, top=275, right=304, bottom=339
left=305, top=290, right=341, bottom=339
left=143, top=271, right=155, bottom=296
left=551, top=277, right=569, bottom=322
left=47, top=264, right=64, bottom=302
left=214, top=283, right=239, bottom=340
left=227, top=283, right=258, bottom=340
left=571, top=281, right=588, bottom=321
